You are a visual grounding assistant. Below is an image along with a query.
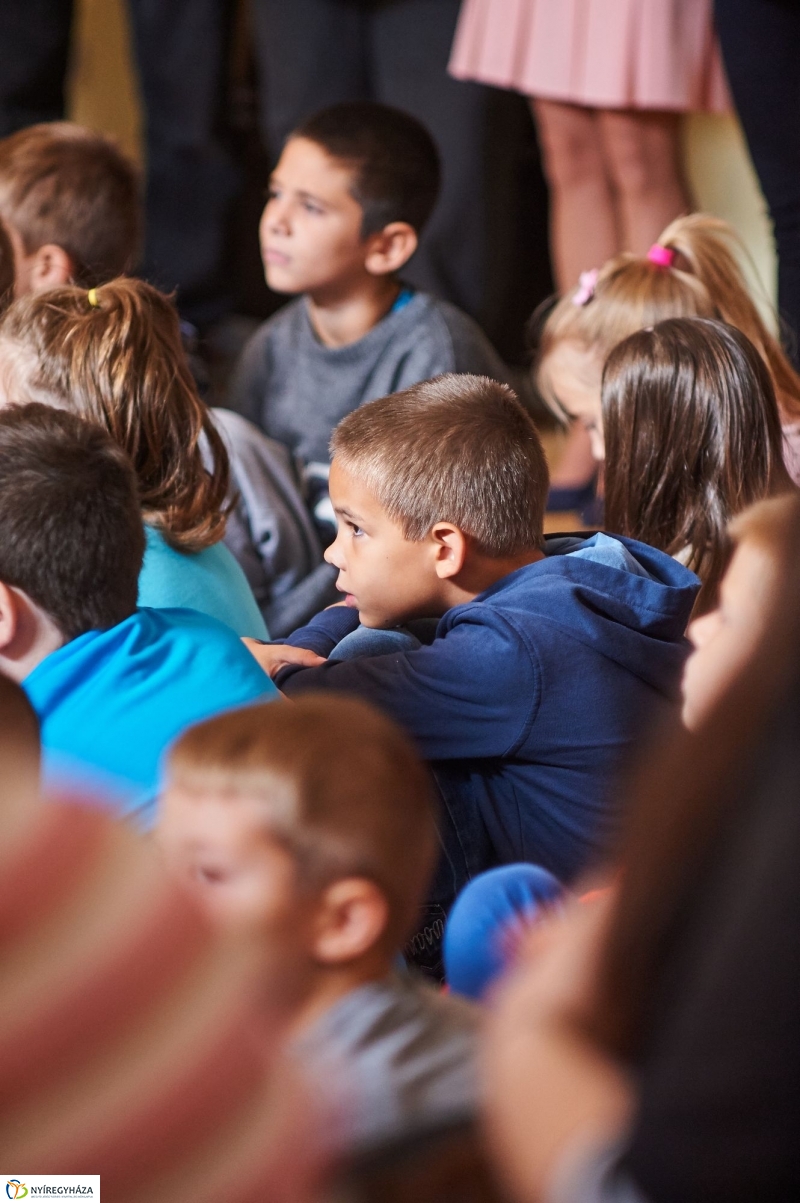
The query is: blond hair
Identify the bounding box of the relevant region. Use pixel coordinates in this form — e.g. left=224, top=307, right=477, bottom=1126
left=167, top=695, right=438, bottom=948
left=0, top=277, right=230, bottom=553
left=537, top=213, right=800, bottom=423
left=330, top=374, right=549, bottom=555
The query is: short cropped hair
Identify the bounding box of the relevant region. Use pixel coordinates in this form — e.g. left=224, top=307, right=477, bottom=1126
left=0, top=220, right=14, bottom=311
left=0, top=123, right=141, bottom=285
left=292, top=102, right=441, bottom=237
left=167, top=694, right=438, bottom=949
left=0, top=403, right=144, bottom=640
left=330, top=374, right=549, bottom=555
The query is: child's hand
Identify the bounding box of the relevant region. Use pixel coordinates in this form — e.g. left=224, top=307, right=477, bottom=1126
left=242, top=639, right=326, bottom=679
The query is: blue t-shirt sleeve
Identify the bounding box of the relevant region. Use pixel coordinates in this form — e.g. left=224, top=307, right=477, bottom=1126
left=278, top=612, right=541, bottom=761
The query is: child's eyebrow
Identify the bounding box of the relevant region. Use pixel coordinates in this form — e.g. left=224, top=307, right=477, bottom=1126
left=334, top=504, right=365, bottom=523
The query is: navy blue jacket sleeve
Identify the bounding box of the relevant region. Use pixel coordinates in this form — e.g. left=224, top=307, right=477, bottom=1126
left=277, top=611, right=541, bottom=762
left=279, top=606, right=360, bottom=657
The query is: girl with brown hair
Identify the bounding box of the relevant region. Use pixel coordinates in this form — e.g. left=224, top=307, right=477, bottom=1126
left=537, top=213, right=800, bottom=499
left=601, top=317, right=792, bottom=613
left=0, top=277, right=267, bottom=638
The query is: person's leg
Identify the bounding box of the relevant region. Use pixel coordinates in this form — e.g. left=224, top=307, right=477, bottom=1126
left=0, top=0, right=73, bottom=135
left=250, top=0, right=368, bottom=161
left=532, top=99, right=619, bottom=292
left=443, top=864, right=565, bottom=1000
left=127, top=0, right=240, bottom=327
left=370, top=0, right=489, bottom=317
left=598, top=109, right=689, bottom=256
left=715, top=0, right=800, bottom=362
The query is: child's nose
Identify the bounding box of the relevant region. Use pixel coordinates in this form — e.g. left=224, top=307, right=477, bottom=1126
left=324, top=537, right=345, bottom=570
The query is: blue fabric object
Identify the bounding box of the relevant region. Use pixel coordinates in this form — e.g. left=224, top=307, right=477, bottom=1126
left=23, top=607, right=279, bottom=827
left=390, top=286, right=416, bottom=314
left=139, top=525, right=269, bottom=639
left=444, top=864, right=565, bottom=1001
left=276, top=534, right=699, bottom=897
left=328, top=624, right=422, bottom=661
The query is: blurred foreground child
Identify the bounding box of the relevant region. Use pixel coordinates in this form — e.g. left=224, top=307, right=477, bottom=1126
left=159, top=694, right=478, bottom=1152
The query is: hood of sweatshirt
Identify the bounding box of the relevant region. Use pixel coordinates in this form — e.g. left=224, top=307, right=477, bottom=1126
left=471, top=532, right=700, bottom=698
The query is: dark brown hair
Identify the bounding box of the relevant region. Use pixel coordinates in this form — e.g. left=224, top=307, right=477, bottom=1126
left=0, top=122, right=141, bottom=286
left=0, top=277, right=230, bottom=552
left=293, top=102, right=441, bottom=237
left=167, top=694, right=438, bottom=949
left=602, top=318, right=791, bottom=613
left=0, top=403, right=144, bottom=640
left=331, top=374, right=549, bottom=556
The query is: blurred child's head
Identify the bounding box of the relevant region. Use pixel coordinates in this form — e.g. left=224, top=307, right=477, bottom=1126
left=0, top=403, right=143, bottom=677
left=0, top=277, right=230, bottom=553
left=536, top=214, right=800, bottom=449
left=0, top=671, right=40, bottom=802
left=261, top=102, right=440, bottom=298
left=0, top=122, right=140, bottom=294
left=160, top=694, right=437, bottom=986
left=602, top=317, right=790, bottom=613
left=682, top=494, right=800, bottom=730
left=325, top=374, right=549, bottom=627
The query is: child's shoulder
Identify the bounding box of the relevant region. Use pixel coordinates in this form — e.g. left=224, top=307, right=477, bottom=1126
left=402, top=292, right=510, bottom=382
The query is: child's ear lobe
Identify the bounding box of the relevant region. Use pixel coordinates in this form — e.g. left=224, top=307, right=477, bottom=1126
left=31, top=244, right=75, bottom=290
left=312, top=878, right=389, bottom=965
left=430, top=524, right=468, bottom=580
left=364, top=223, right=418, bottom=276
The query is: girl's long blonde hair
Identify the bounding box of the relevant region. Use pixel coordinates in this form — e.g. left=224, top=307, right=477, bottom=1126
left=0, top=277, right=230, bottom=553
left=537, top=213, right=800, bottom=422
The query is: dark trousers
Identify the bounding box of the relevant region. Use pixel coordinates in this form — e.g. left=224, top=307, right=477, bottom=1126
left=251, top=0, right=488, bottom=319
left=0, top=0, right=239, bottom=326
left=715, top=0, right=800, bottom=363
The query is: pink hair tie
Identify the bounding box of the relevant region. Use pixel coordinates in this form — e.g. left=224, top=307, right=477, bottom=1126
left=647, top=243, right=676, bottom=268
left=572, top=268, right=599, bottom=306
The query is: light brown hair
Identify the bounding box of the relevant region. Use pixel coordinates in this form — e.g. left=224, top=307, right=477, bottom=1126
left=602, top=318, right=791, bottom=614
left=0, top=220, right=13, bottom=312
left=167, top=694, right=438, bottom=949
left=0, top=277, right=230, bottom=552
left=330, top=374, right=549, bottom=556
left=537, top=213, right=800, bottom=424
left=0, top=122, right=141, bottom=286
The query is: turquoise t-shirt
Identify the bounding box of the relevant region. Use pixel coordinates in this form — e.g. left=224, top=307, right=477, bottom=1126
left=139, top=526, right=268, bottom=639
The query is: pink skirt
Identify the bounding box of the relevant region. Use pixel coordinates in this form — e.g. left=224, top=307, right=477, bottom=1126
left=449, top=0, right=731, bottom=113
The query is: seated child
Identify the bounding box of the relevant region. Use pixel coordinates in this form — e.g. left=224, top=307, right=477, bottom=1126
left=0, top=122, right=140, bottom=293
left=601, top=317, right=793, bottom=613
left=539, top=213, right=800, bottom=512
left=244, top=374, right=699, bottom=907
left=0, top=402, right=277, bottom=824
left=0, top=277, right=269, bottom=638
left=228, top=101, right=511, bottom=529
left=158, top=692, right=478, bottom=1152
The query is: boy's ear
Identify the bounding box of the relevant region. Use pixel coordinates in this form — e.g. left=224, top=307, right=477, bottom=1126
left=311, top=877, right=390, bottom=965
left=29, top=243, right=76, bottom=293
left=429, top=523, right=468, bottom=580
left=0, top=581, right=20, bottom=653
left=364, top=222, right=419, bottom=277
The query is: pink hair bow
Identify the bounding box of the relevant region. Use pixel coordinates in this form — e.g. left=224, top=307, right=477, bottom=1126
left=647, top=243, right=676, bottom=268
left=572, top=268, right=598, bottom=307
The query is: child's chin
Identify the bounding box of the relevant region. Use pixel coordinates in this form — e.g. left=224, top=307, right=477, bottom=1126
left=264, top=268, right=303, bottom=295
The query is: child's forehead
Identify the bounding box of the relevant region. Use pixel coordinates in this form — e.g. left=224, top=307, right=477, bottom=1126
left=274, top=136, right=359, bottom=197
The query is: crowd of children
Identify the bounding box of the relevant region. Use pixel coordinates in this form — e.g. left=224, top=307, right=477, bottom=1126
left=0, top=97, right=798, bottom=1200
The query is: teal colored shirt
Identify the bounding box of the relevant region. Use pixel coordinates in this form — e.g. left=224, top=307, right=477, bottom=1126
left=139, top=526, right=268, bottom=639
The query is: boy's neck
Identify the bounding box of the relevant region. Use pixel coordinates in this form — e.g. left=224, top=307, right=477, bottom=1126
left=287, top=950, right=394, bottom=1041
left=440, top=546, right=547, bottom=611
left=307, top=276, right=402, bottom=349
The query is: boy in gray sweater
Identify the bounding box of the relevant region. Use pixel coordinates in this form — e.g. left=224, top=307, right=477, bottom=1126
left=228, top=101, right=509, bottom=528
left=159, top=693, right=477, bottom=1152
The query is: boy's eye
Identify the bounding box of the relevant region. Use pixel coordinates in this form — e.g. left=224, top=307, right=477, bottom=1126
left=347, top=522, right=365, bottom=537
left=302, top=200, right=324, bottom=215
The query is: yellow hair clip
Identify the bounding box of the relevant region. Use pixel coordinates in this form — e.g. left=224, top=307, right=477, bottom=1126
left=87, top=288, right=100, bottom=308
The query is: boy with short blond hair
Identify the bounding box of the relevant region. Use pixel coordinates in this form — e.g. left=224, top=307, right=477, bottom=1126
left=0, top=121, right=140, bottom=294
left=228, top=101, right=510, bottom=527
left=159, top=693, right=478, bottom=1149
left=246, top=374, right=700, bottom=909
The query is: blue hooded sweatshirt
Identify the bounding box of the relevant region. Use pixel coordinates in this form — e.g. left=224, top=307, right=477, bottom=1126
left=276, top=534, right=699, bottom=890
left=23, top=607, right=279, bottom=827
